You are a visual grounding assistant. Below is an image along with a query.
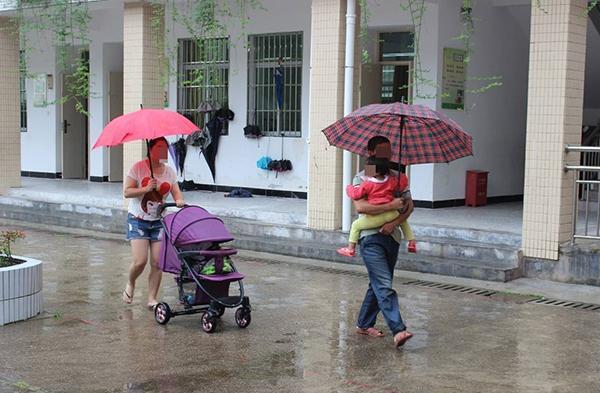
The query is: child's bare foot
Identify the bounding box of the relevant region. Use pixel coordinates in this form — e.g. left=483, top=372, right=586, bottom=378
left=407, top=240, right=417, bottom=253
left=337, top=247, right=356, bottom=257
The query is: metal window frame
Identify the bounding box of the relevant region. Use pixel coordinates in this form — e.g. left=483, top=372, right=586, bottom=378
left=247, top=31, right=303, bottom=138
left=177, top=37, right=230, bottom=134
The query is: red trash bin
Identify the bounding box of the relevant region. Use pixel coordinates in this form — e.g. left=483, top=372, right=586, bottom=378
left=465, top=170, right=488, bottom=207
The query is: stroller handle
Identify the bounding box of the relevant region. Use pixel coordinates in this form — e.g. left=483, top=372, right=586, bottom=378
left=158, top=202, right=186, bottom=215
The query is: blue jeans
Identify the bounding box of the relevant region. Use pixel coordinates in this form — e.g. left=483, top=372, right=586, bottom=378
left=357, top=233, right=407, bottom=335
left=126, top=214, right=163, bottom=242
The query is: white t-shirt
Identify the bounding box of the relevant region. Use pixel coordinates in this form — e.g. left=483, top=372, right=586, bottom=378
left=127, top=159, right=177, bottom=221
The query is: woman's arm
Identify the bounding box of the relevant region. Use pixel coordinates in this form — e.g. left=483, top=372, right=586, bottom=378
left=170, top=182, right=185, bottom=207
left=123, top=176, right=153, bottom=199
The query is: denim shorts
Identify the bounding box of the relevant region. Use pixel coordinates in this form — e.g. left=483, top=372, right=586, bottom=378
left=126, top=214, right=163, bottom=242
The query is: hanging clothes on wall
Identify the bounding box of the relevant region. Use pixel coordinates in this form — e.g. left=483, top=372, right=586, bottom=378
left=185, top=127, right=211, bottom=149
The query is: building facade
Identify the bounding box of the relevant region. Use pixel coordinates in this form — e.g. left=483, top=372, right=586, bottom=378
left=1, top=0, right=599, bottom=264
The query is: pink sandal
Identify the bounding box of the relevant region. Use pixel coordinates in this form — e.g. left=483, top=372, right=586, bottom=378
left=356, top=327, right=385, bottom=338
left=394, top=331, right=413, bottom=348
left=407, top=240, right=417, bottom=253
left=337, top=247, right=356, bottom=257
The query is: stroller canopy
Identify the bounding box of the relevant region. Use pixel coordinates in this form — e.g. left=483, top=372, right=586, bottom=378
left=164, top=206, right=234, bottom=246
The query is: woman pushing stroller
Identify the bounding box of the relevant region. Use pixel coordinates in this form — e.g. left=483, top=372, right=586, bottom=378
left=122, top=137, right=185, bottom=310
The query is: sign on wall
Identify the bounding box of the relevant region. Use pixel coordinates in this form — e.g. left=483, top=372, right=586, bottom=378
left=442, top=48, right=466, bottom=110
left=32, top=74, right=47, bottom=107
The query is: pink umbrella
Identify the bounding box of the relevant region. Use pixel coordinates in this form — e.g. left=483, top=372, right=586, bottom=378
left=93, top=108, right=199, bottom=177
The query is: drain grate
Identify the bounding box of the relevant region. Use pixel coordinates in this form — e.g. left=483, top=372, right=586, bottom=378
left=296, top=264, right=367, bottom=278
left=527, top=297, right=600, bottom=311
left=402, top=280, right=497, bottom=297
left=403, top=280, right=600, bottom=311
left=241, top=256, right=600, bottom=312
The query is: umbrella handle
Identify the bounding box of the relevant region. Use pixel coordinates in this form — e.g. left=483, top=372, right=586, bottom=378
left=397, top=115, right=405, bottom=192
left=146, top=139, right=154, bottom=178
left=141, top=104, right=154, bottom=179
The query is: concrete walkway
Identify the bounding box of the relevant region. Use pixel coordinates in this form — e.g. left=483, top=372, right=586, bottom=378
left=2, top=226, right=600, bottom=393
left=7, top=178, right=524, bottom=234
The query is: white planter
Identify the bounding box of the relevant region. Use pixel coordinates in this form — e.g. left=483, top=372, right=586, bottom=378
left=0, top=256, right=43, bottom=326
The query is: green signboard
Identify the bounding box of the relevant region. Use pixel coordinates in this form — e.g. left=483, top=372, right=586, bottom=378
left=442, top=48, right=466, bottom=110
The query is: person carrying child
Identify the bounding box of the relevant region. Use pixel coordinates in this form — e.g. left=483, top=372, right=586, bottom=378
left=337, top=156, right=416, bottom=257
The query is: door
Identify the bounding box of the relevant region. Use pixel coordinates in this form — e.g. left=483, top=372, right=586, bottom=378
left=360, top=63, right=382, bottom=107
left=62, top=74, right=88, bottom=179
left=108, top=72, right=124, bottom=182
left=381, top=64, right=411, bottom=104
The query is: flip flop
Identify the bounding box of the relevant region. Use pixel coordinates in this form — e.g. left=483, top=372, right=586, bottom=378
left=394, top=331, right=413, bottom=348
left=122, top=290, right=133, bottom=304
left=356, top=327, right=385, bottom=338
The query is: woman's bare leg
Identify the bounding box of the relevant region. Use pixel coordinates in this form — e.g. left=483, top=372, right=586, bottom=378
left=147, top=240, right=163, bottom=307
left=125, top=239, right=149, bottom=303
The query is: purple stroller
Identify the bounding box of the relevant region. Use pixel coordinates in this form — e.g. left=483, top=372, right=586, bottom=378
left=154, top=203, right=251, bottom=333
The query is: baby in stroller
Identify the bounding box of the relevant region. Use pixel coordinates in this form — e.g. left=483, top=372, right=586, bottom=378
left=154, top=203, right=251, bottom=333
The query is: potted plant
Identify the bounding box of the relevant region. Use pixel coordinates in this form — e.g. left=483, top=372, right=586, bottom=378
left=0, top=230, right=43, bottom=326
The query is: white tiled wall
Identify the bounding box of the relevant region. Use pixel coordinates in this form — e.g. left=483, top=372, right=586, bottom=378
left=522, top=0, right=588, bottom=260
left=0, top=17, right=21, bottom=192
left=122, top=2, right=165, bottom=191
left=307, top=0, right=347, bottom=230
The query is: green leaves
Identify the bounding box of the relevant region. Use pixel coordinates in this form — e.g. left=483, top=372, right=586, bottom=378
left=16, top=0, right=91, bottom=115
left=0, top=230, right=26, bottom=267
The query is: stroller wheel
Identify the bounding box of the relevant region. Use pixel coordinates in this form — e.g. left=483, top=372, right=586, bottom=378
left=235, top=307, right=251, bottom=328
left=154, top=302, right=171, bottom=325
left=201, top=312, right=218, bottom=333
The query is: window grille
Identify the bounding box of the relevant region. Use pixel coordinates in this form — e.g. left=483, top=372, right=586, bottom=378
left=247, top=32, right=302, bottom=137
left=177, top=37, right=229, bottom=134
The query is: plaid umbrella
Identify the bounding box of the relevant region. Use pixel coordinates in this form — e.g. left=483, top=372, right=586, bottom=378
left=322, top=102, right=472, bottom=165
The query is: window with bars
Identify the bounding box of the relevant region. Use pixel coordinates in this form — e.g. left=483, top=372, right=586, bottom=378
left=247, top=32, right=303, bottom=138
left=177, top=37, right=229, bottom=134
left=20, top=50, right=27, bottom=132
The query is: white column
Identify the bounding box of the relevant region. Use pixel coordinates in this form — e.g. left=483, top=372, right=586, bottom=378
left=89, top=39, right=109, bottom=181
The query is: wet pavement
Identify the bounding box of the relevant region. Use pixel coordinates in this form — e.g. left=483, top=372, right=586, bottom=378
left=1, top=228, right=600, bottom=393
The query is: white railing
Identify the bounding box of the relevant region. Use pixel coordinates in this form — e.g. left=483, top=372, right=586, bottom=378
left=565, top=145, right=600, bottom=242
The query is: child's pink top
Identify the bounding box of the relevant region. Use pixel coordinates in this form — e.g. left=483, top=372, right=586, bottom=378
left=346, top=174, right=408, bottom=205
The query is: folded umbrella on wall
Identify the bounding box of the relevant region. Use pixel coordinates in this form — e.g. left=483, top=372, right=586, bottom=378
left=274, top=62, right=284, bottom=111
left=172, top=137, right=187, bottom=177
left=93, top=108, right=199, bottom=177
left=322, top=102, right=472, bottom=166
left=168, top=142, right=179, bottom=171
left=203, top=117, right=223, bottom=182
